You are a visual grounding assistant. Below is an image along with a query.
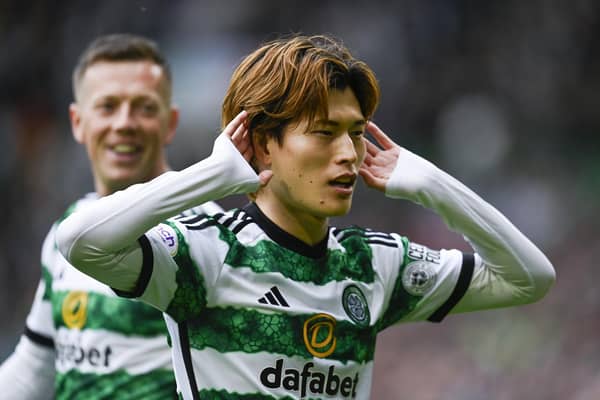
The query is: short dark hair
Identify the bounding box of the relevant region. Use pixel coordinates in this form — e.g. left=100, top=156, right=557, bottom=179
left=72, top=33, right=172, bottom=100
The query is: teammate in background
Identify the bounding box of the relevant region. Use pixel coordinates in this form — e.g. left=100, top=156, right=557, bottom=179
left=0, top=33, right=221, bottom=399
left=56, top=34, right=555, bottom=399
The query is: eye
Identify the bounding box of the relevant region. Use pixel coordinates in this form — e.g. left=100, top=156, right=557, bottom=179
left=350, top=130, right=365, bottom=137
left=139, top=101, right=159, bottom=116
left=312, top=130, right=333, bottom=136
left=96, top=101, right=117, bottom=114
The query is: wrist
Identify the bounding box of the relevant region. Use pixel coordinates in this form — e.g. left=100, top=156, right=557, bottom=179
left=210, top=134, right=260, bottom=195
left=385, top=148, right=438, bottom=200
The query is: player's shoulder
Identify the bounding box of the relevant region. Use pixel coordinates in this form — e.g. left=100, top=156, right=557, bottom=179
left=172, top=206, right=249, bottom=233
left=53, top=193, right=98, bottom=228
left=332, top=225, right=398, bottom=249
left=163, top=207, right=255, bottom=254
left=178, top=200, right=223, bottom=218
left=44, top=194, right=98, bottom=272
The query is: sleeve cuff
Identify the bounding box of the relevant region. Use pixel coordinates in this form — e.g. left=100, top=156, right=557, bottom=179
left=23, top=326, right=54, bottom=349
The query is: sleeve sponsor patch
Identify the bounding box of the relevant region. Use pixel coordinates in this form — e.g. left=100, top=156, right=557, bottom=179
left=153, top=223, right=179, bottom=256
left=407, top=242, right=440, bottom=264
left=402, top=260, right=437, bottom=296
left=402, top=242, right=440, bottom=296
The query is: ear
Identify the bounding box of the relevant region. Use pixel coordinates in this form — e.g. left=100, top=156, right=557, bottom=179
left=164, top=106, right=179, bottom=145
left=250, top=130, right=273, bottom=171
left=69, top=103, right=85, bottom=144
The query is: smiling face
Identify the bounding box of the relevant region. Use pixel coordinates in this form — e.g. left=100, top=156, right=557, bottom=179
left=69, top=60, right=178, bottom=195
left=255, top=87, right=366, bottom=230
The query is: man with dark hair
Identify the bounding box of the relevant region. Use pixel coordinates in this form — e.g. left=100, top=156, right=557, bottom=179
left=0, top=33, right=221, bottom=399
left=57, top=34, right=555, bottom=399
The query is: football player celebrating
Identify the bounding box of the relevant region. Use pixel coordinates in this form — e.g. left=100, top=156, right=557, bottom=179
left=56, top=34, right=555, bottom=399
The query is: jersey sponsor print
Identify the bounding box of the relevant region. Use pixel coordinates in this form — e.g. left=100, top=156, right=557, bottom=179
left=26, top=195, right=219, bottom=399
left=140, top=203, right=470, bottom=399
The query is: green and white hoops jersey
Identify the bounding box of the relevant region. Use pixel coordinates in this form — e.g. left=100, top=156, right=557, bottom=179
left=25, top=194, right=222, bottom=399
left=136, top=203, right=474, bottom=399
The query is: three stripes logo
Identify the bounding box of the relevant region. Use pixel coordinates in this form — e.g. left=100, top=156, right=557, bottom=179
left=258, top=286, right=289, bottom=307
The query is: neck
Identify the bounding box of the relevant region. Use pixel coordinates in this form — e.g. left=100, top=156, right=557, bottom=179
left=255, top=196, right=329, bottom=246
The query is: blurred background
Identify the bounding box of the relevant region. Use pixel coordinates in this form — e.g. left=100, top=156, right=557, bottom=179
left=1, top=1, right=598, bottom=398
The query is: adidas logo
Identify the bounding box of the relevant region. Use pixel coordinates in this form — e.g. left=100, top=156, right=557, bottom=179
left=258, top=286, right=289, bottom=307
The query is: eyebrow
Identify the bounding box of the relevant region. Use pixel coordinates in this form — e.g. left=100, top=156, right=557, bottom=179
left=314, top=119, right=366, bottom=127
left=92, top=93, right=158, bottom=103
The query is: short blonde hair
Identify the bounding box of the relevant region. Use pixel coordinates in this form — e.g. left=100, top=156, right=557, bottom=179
left=72, top=33, right=172, bottom=102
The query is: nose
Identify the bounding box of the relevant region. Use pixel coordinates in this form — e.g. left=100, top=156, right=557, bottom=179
left=334, top=133, right=359, bottom=165
left=112, top=103, right=137, bottom=132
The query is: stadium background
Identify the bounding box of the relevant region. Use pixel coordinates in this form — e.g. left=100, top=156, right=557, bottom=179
left=1, top=1, right=598, bottom=398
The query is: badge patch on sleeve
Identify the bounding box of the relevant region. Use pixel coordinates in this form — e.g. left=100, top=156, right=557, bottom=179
left=155, top=224, right=178, bottom=256
left=402, top=260, right=437, bottom=296
left=407, top=242, right=440, bottom=264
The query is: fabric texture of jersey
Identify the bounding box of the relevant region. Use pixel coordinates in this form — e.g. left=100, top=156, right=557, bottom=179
left=137, top=202, right=470, bottom=399
left=25, top=193, right=221, bottom=400
left=54, top=133, right=554, bottom=399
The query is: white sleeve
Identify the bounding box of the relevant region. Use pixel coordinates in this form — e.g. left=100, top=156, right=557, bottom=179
left=0, top=336, right=55, bottom=399
left=26, top=228, right=57, bottom=340
left=0, top=225, right=57, bottom=399
left=385, top=148, right=555, bottom=313
left=56, top=134, right=259, bottom=292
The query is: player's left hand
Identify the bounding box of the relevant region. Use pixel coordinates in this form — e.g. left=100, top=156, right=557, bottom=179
left=359, top=121, right=402, bottom=192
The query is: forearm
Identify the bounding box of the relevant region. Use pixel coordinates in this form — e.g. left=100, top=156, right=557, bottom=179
left=56, top=135, right=259, bottom=290
left=386, top=149, right=555, bottom=311
left=0, top=336, right=55, bottom=399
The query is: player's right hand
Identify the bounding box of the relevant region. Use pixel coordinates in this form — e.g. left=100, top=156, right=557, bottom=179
left=223, top=110, right=272, bottom=187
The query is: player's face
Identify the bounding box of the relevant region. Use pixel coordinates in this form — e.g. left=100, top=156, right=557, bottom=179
left=69, top=61, right=178, bottom=195
left=264, top=87, right=366, bottom=220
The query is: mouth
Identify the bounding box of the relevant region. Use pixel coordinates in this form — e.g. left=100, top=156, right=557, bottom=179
left=106, top=143, right=143, bottom=163
left=329, top=173, right=357, bottom=192
left=110, top=143, right=142, bottom=155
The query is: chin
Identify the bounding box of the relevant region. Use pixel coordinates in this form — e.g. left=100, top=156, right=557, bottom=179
left=322, top=202, right=352, bottom=217
left=106, top=173, right=143, bottom=191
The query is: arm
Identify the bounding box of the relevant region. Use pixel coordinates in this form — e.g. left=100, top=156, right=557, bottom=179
left=0, top=336, right=55, bottom=399
left=360, top=122, right=555, bottom=313
left=56, top=111, right=265, bottom=291
left=0, top=227, right=57, bottom=398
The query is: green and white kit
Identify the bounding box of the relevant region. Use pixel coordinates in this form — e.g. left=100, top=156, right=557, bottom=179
left=140, top=203, right=471, bottom=399
left=1, top=193, right=220, bottom=399
left=57, top=134, right=554, bottom=399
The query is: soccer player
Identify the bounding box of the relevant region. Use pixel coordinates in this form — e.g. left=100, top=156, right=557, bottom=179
left=0, top=33, right=221, bottom=399
left=56, top=34, right=555, bottom=399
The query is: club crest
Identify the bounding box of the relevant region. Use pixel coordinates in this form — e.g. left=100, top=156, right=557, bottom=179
left=342, top=285, right=370, bottom=327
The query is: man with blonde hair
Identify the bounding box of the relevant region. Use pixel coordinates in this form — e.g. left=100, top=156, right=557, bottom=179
left=0, top=33, right=220, bottom=399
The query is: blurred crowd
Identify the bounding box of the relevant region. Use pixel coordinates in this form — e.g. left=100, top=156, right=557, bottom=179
left=1, top=1, right=599, bottom=398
